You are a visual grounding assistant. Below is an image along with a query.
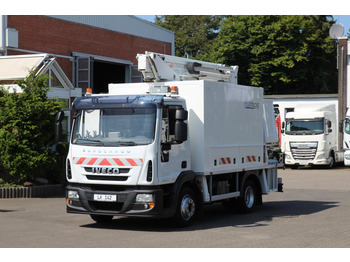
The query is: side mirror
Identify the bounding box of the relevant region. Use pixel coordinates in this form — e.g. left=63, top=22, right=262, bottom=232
left=339, top=120, right=344, bottom=134
left=327, top=120, right=332, bottom=128
left=175, top=121, right=187, bottom=143
left=161, top=142, right=171, bottom=151
left=55, top=111, right=64, bottom=142
left=56, top=110, right=65, bottom=122
left=174, top=109, right=188, bottom=143
left=176, top=109, right=188, bottom=121
left=327, top=120, right=332, bottom=134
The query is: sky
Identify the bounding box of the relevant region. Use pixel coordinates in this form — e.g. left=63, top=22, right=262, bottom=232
left=137, top=15, right=350, bottom=37
left=2, top=1, right=350, bottom=35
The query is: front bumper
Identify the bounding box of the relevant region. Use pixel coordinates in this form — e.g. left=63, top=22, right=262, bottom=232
left=284, top=152, right=331, bottom=166
left=66, top=185, right=167, bottom=218
left=344, top=151, right=350, bottom=166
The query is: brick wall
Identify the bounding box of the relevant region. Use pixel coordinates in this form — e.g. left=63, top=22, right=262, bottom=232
left=7, top=15, right=172, bottom=82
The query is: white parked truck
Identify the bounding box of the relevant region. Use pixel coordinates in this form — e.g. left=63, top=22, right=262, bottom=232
left=282, top=104, right=339, bottom=168
left=343, top=109, right=350, bottom=165
left=56, top=52, right=283, bottom=226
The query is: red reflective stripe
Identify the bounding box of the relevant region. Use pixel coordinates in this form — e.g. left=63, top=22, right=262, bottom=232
left=127, top=158, right=138, bottom=166
left=76, top=157, right=86, bottom=165
left=99, top=158, right=111, bottom=166
left=252, top=156, right=256, bottom=162
left=140, top=158, right=143, bottom=163
left=227, top=158, right=231, bottom=164
left=87, top=158, right=97, bottom=165
left=113, top=158, right=125, bottom=166
left=247, top=156, right=251, bottom=162
left=221, top=158, right=226, bottom=165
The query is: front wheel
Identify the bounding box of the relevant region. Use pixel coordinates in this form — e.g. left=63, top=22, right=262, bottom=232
left=237, top=179, right=257, bottom=213
left=172, top=187, right=197, bottom=227
left=328, top=153, right=335, bottom=169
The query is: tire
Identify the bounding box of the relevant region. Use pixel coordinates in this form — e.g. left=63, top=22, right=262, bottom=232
left=172, top=187, right=197, bottom=227
left=237, top=179, right=257, bottom=213
left=328, top=153, right=335, bottom=169
left=90, top=214, right=113, bottom=223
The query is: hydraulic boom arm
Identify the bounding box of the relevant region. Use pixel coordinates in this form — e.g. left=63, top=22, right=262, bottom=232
left=137, top=51, right=238, bottom=84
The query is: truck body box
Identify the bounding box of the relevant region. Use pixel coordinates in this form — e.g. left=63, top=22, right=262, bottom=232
left=109, top=80, right=275, bottom=175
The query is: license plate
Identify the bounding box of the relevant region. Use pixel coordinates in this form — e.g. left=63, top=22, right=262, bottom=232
left=94, top=194, right=117, bottom=202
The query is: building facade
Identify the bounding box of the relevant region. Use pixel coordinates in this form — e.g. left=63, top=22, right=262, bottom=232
left=0, top=15, right=174, bottom=94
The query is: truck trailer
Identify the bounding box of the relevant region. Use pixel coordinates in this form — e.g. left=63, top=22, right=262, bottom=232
left=56, top=52, right=283, bottom=226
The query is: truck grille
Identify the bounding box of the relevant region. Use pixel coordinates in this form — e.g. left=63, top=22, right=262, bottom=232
left=290, top=142, right=318, bottom=160
left=86, top=175, right=128, bottom=181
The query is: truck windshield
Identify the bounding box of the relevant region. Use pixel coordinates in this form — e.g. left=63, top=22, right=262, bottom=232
left=72, top=107, right=156, bottom=146
left=285, top=119, right=324, bottom=135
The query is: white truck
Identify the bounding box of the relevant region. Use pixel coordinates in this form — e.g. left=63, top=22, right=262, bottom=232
left=56, top=52, right=283, bottom=226
left=282, top=104, right=339, bottom=168
left=343, top=109, right=350, bottom=165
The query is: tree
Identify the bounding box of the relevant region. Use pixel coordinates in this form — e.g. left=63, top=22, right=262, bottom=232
left=0, top=71, right=61, bottom=184
left=204, top=15, right=338, bottom=95
left=155, top=15, right=223, bottom=58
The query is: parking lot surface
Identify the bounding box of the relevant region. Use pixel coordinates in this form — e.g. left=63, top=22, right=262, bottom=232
left=1, top=166, right=350, bottom=248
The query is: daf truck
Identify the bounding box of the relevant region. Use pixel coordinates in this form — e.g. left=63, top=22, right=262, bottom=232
left=56, top=52, right=283, bottom=226
left=282, top=104, right=340, bottom=168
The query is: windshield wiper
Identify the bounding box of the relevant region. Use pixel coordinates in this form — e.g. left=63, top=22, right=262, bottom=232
left=73, top=138, right=104, bottom=145
left=114, top=141, right=137, bottom=146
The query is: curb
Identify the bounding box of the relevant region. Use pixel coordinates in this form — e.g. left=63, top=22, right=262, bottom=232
left=0, top=184, right=64, bottom=198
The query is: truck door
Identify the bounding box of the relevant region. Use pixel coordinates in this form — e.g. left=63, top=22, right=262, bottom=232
left=157, top=105, right=189, bottom=184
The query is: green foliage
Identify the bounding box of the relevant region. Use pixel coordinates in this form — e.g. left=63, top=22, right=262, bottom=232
left=155, top=15, right=223, bottom=58
left=0, top=71, right=63, bottom=184
left=0, top=178, right=22, bottom=188
left=202, top=15, right=338, bottom=95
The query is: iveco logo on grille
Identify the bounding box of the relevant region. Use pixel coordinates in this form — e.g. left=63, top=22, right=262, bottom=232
left=92, top=167, right=120, bottom=174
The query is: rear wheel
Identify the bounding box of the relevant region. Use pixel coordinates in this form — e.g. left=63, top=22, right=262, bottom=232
left=237, top=179, right=257, bottom=213
left=173, top=187, right=197, bottom=227
left=90, top=214, right=113, bottom=223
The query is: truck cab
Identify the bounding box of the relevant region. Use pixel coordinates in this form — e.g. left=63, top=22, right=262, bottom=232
left=283, top=106, right=337, bottom=168
left=66, top=93, right=192, bottom=220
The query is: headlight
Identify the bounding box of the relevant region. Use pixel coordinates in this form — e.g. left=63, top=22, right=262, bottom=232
left=135, top=193, right=154, bottom=203
left=68, top=190, right=79, bottom=199
left=317, top=154, right=325, bottom=160
left=285, top=154, right=292, bottom=160
left=345, top=154, right=350, bottom=160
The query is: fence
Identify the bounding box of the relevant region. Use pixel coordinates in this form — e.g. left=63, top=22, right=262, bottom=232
left=0, top=184, right=64, bottom=198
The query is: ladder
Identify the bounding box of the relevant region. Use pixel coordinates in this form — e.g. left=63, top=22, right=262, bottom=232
left=136, top=51, right=239, bottom=84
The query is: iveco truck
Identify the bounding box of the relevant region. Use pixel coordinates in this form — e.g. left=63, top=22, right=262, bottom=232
left=56, top=52, right=283, bottom=226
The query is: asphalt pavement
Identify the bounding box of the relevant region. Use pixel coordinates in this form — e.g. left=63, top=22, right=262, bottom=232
left=1, top=166, right=350, bottom=249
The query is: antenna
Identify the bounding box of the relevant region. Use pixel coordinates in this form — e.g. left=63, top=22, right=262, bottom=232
left=329, top=24, right=344, bottom=39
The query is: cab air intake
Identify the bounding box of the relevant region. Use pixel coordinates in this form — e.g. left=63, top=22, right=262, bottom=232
left=147, top=161, right=153, bottom=182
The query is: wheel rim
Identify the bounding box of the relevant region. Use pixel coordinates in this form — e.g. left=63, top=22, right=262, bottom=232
left=180, top=194, right=195, bottom=221
left=245, top=185, right=255, bottom=208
